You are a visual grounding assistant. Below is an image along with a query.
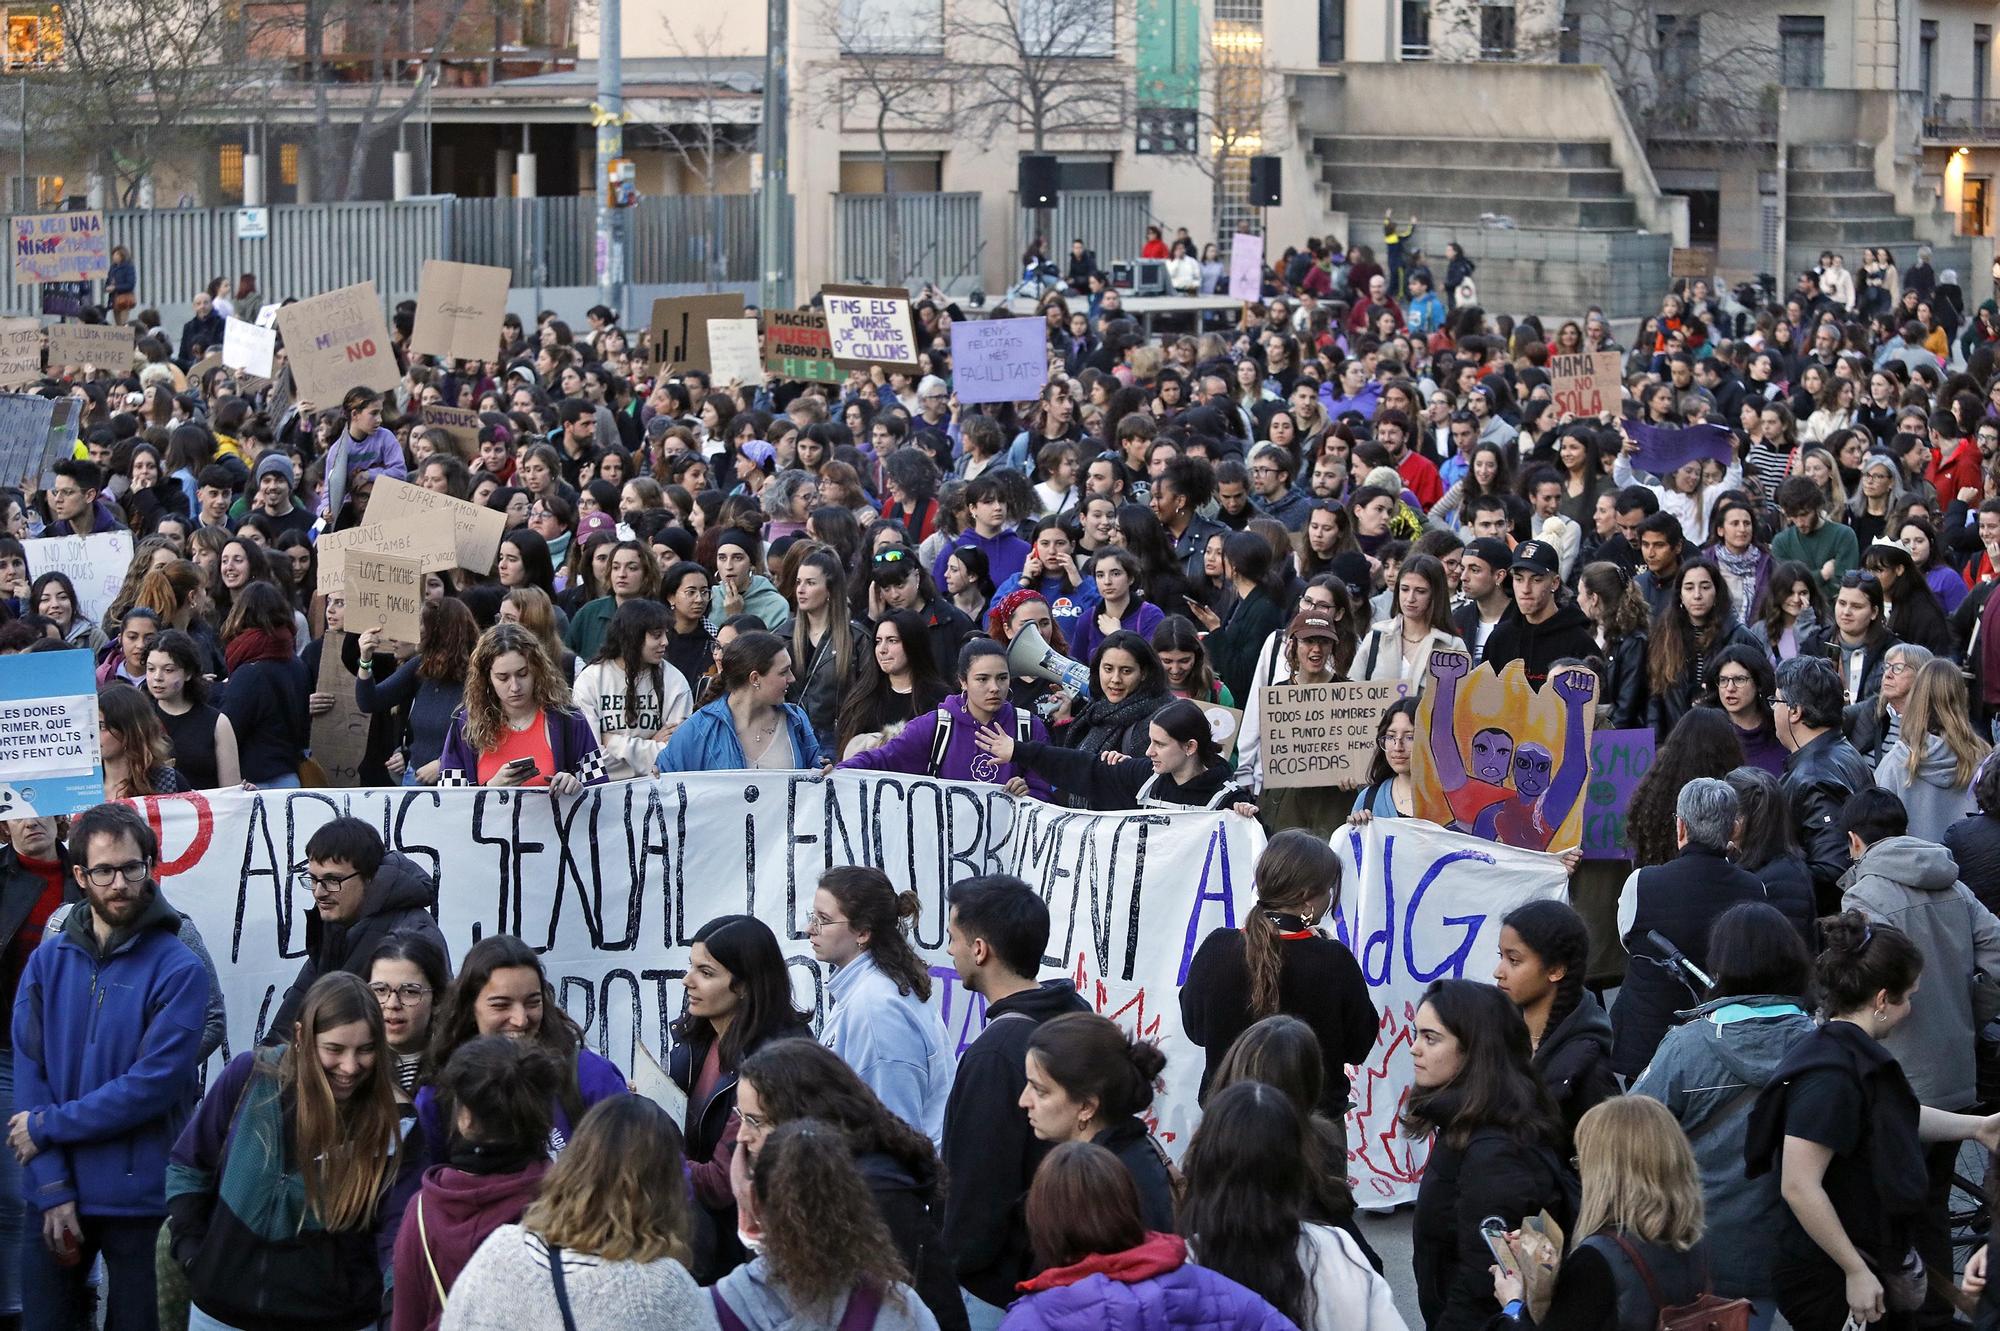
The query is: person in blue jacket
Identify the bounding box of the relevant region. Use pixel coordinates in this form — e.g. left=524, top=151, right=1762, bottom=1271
left=657, top=630, right=826, bottom=773
left=12, top=801, right=208, bottom=1329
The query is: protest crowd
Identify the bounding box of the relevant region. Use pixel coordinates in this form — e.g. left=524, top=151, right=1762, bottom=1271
left=3, top=225, right=2000, bottom=1331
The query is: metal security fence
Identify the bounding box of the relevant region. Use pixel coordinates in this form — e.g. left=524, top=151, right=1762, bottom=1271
left=833, top=193, right=982, bottom=290
left=1017, top=191, right=1155, bottom=271
left=450, top=195, right=765, bottom=288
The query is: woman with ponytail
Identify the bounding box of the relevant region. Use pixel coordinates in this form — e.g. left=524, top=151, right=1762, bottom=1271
left=1181, top=830, right=1378, bottom=1128
left=1492, top=900, right=1617, bottom=1155
left=1021, top=1013, right=1176, bottom=1230
left=809, top=867, right=955, bottom=1144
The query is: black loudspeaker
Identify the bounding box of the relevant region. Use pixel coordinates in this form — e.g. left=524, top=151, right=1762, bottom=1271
left=1248, top=156, right=1282, bottom=207
left=1018, top=154, right=1059, bottom=208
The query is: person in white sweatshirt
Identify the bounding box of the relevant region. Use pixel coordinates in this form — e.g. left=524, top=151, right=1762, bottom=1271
left=571, top=598, right=692, bottom=779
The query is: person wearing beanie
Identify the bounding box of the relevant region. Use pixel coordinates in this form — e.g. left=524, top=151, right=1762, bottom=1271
left=707, top=528, right=793, bottom=635
left=241, top=453, right=312, bottom=543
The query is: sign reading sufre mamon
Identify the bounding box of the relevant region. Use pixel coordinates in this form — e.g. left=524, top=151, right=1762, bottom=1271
left=12, top=211, right=109, bottom=285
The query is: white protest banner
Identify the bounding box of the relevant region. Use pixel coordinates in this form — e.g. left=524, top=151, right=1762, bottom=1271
left=410, top=260, right=512, bottom=363
left=11, top=211, right=109, bottom=285
left=274, top=280, right=399, bottom=406
left=821, top=284, right=920, bottom=372
left=0, top=391, right=56, bottom=489
left=1331, top=818, right=1565, bottom=1206
left=24, top=529, right=132, bottom=626
left=339, top=549, right=424, bottom=641
left=315, top=517, right=458, bottom=594
left=950, top=318, right=1048, bottom=405
left=362, top=474, right=507, bottom=575
left=46, top=321, right=134, bottom=371
left=1549, top=351, right=1622, bottom=419
left=142, top=774, right=1264, bottom=1153
left=1260, top=680, right=1407, bottom=789
left=0, top=650, right=103, bottom=819
left=705, top=318, right=764, bottom=387
left=0, top=317, right=40, bottom=389
left=1228, top=233, right=1264, bottom=301
left=220, top=317, right=276, bottom=378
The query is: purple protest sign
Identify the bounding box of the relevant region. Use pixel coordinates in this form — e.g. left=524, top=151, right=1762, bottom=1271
left=1627, top=420, right=1735, bottom=478
left=1228, top=233, right=1263, bottom=302
left=949, top=317, right=1049, bottom=405
left=1581, top=727, right=1654, bottom=859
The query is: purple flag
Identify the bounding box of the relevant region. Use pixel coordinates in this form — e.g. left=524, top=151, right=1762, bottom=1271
left=1627, top=420, right=1735, bottom=477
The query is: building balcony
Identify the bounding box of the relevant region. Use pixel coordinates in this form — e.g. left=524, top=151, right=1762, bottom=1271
left=1925, top=97, right=2000, bottom=144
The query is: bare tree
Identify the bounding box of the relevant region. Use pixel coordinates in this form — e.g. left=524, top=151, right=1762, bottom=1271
left=1567, top=0, right=1779, bottom=139
left=657, top=16, right=760, bottom=289
left=944, top=0, right=1133, bottom=152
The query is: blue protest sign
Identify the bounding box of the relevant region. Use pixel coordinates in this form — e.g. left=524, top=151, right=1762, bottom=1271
left=1627, top=420, right=1735, bottom=478
left=0, top=650, right=104, bottom=819
left=950, top=317, right=1050, bottom=405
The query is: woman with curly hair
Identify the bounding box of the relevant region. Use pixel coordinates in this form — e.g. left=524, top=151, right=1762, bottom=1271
left=355, top=597, right=482, bottom=786
left=436, top=622, right=605, bottom=792
left=1625, top=708, right=1746, bottom=868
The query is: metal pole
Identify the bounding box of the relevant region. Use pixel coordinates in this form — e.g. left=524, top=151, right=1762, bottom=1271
left=593, top=0, right=626, bottom=321
left=18, top=76, right=26, bottom=211
left=757, top=0, right=790, bottom=310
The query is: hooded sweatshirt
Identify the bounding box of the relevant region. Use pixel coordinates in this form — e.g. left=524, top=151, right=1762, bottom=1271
left=1875, top=734, right=1980, bottom=845
left=269, top=850, right=448, bottom=1038
left=1479, top=602, right=1598, bottom=687
left=1001, top=1232, right=1297, bottom=1331
left=391, top=1156, right=552, bottom=1331
left=1631, top=994, right=1815, bottom=1299
left=1841, top=834, right=2000, bottom=1107
left=705, top=574, right=794, bottom=636
left=713, top=1255, right=936, bottom=1331
left=838, top=695, right=1053, bottom=799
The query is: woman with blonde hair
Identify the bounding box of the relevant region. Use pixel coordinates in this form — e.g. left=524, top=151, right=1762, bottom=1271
left=100, top=534, right=179, bottom=635
left=500, top=585, right=577, bottom=680
left=1489, top=1095, right=1712, bottom=1328
left=437, top=622, right=605, bottom=792
left=439, top=1096, right=718, bottom=1330
left=1876, top=657, right=1991, bottom=842
left=98, top=682, right=187, bottom=798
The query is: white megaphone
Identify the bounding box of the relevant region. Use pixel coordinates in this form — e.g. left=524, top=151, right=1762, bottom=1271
left=1007, top=621, right=1091, bottom=695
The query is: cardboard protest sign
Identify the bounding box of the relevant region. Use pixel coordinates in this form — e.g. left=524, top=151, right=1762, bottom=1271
left=363, top=474, right=506, bottom=575
left=1549, top=351, right=1622, bottom=419
left=1581, top=727, right=1654, bottom=859
left=47, top=321, right=133, bottom=370
left=338, top=549, right=424, bottom=642
left=704, top=318, right=763, bottom=386
left=1670, top=247, right=1710, bottom=279
left=765, top=308, right=838, bottom=382
left=409, top=260, right=511, bottom=362
left=1228, top=233, right=1264, bottom=301
left=273, top=281, right=399, bottom=406
left=1198, top=702, right=1246, bottom=759
left=11, top=211, right=109, bottom=284
left=220, top=317, right=276, bottom=378
left=24, top=530, right=133, bottom=626
left=1259, top=680, right=1407, bottom=789
left=1412, top=650, right=1597, bottom=854
left=0, top=651, right=104, bottom=819
left=316, top=518, right=457, bottom=595
left=647, top=294, right=742, bottom=373
left=1625, top=419, right=1735, bottom=479
left=419, top=405, right=482, bottom=461
left=0, top=318, right=40, bottom=389
left=821, top=284, right=920, bottom=372
left=949, top=318, right=1047, bottom=405
left=309, top=632, right=373, bottom=789
left=0, top=392, right=55, bottom=489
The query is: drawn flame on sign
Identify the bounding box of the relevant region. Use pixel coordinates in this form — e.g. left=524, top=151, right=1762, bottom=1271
left=1346, top=1000, right=1431, bottom=1197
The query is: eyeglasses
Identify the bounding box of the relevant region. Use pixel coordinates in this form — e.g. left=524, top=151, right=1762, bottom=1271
left=1839, top=570, right=1880, bottom=587
left=740, top=1110, right=770, bottom=1132
left=1715, top=673, right=1755, bottom=687
left=368, top=983, right=431, bottom=1005
left=807, top=911, right=850, bottom=931
left=1382, top=733, right=1415, bottom=748
left=1883, top=661, right=1915, bottom=675
left=295, top=866, right=364, bottom=894
left=81, top=861, right=148, bottom=887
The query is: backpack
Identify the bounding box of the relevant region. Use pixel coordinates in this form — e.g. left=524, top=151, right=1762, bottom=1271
left=925, top=706, right=1031, bottom=778
left=1606, top=1233, right=1749, bottom=1331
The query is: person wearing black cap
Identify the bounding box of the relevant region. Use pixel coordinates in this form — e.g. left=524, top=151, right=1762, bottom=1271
left=1451, top=537, right=1515, bottom=666
left=1482, top=540, right=1596, bottom=687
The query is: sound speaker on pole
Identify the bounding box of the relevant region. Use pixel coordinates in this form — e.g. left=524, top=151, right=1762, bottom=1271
left=1018, top=154, right=1059, bottom=208
left=1248, top=156, right=1282, bottom=207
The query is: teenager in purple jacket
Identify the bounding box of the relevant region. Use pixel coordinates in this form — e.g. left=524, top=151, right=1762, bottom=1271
left=316, top=386, right=410, bottom=520
left=838, top=637, right=1053, bottom=799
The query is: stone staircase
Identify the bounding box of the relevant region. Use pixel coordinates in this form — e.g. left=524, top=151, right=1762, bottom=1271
left=1784, top=142, right=1969, bottom=287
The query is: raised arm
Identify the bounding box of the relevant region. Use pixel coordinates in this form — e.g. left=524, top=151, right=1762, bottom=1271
left=1428, top=649, right=1470, bottom=792
left=1541, top=670, right=1597, bottom=830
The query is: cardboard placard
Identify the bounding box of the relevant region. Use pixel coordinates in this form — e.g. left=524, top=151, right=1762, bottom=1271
left=362, top=474, right=506, bottom=575
left=1670, top=247, right=1710, bottom=279
left=0, top=392, right=55, bottom=489
left=315, top=517, right=458, bottom=595
left=11, top=211, right=109, bottom=284
left=1581, top=727, right=1654, bottom=860
left=1228, top=233, right=1264, bottom=301
left=1548, top=351, right=1622, bottom=419
left=821, top=284, right=920, bottom=372
left=419, top=404, right=482, bottom=461
left=0, top=318, right=40, bottom=389
left=647, top=294, right=742, bottom=374
left=220, top=317, right=276, bottom=378
left=704, top=318, right=763, bottom=386
left=339, top=549, right=424, bottom=642
left=273, top=280, right=399, bottom=407
left=24, top=530, right=132, bottom=626
left=765, top=308, right=838, bottom=382
left=1198, top=702, right=1246, bottom=759
left=409, top=259, right=512, bottom=363
left=0, top=650, right=104, bottom=819
left=948, top=317, right=1047, bottom=405
left=309, top=630, right=373, bottom=789
left=46, top=321, right=133, bottom=370
left=1259, top=679, right=1407, bottom=789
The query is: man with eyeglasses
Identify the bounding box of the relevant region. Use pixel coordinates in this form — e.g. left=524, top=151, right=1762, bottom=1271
left=268, top=815, right=445, bottom=1040
left=1772, top=656, right=1880, bottom=911
left=11, top=802, right=207, bottom=1328
left=1247, top=445, right=1310, bottom=530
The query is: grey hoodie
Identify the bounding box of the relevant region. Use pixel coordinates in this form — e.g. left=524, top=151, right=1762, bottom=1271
left=713, top=1256, right=939, bottom=1331
left=1841, top=834, right=2000, bottom=1108
left=1631, top=995, right=1813, bottom=1300
left=1875, top=735, right=1979, bottom=845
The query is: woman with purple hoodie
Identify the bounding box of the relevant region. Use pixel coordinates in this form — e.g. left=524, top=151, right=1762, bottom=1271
left=837, top=637, right=1053, bottom=798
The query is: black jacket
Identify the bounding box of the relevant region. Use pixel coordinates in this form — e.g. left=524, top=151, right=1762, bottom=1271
left=1746, top=850, right=1819, bottom=945
left=1481, top=602, right=1599, bottom=687
left=1783, top=729, right=1880, bottom=912
left=1533, top=989, right=1619, bottom=1155
left=1011, top=745, right=1254, bottom=812
left=0, top=844, right=76, bottom=1042
left=1946, top=814, right=2000, bottom=918
left=789, top=618, right=868, bottom=753
left=1092, top=1115, right=1176, bottom=1232
left=1603, top=627, right=1651, bottom=730
left=940, top=979, right=1091, bottom=1307
left=1647, top=620, right=1763, bottom=735
left=1414, top=1127, right=1575, bottom=1331
left=856, top=1151, right=971, bottom=1331
left=269, top=851, right=445, bottom=1038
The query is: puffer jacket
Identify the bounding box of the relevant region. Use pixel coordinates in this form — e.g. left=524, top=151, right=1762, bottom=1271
left=1532, top=989, right=1619, bottom=1155
left=1875, top=734, right=1980, bottom=845
left=997, top=1232, right=1296, bottom=1331
left=1631, top=994, right=1815, bottom=1298
left=1841, top=834, right=2000, bottom=1108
